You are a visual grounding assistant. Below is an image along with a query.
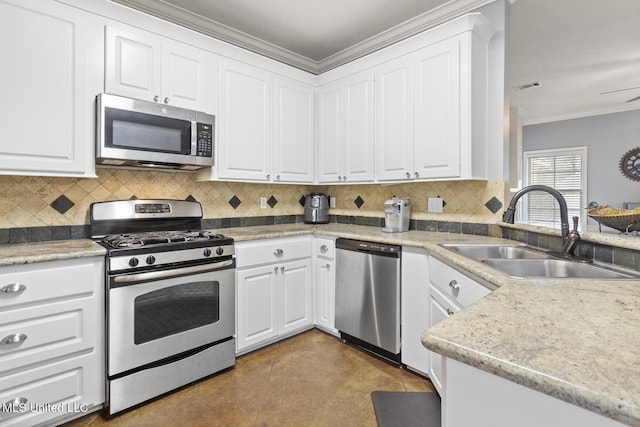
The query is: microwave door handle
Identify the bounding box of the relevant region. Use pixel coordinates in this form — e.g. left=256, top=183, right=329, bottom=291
left=114, top=259, right=233, bottom=284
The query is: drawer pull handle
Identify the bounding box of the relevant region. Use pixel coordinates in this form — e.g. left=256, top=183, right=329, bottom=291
left=1, top=397, right=27, bottom=412
left=320, top=245, right=328, bottom=253
left=274, top=249, right=284, bottom=256
left=446, top=308, right=455, bottom=316
left=449, top=280, right=460, bottom=292
left=0, top=283, right=26, bottom=295
left=1, top=333, right=27, bottom=346
left=322, top=263, right=331, bottom=269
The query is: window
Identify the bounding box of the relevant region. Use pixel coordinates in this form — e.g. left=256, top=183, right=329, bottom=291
left=522, top=147, right=587, bottom=230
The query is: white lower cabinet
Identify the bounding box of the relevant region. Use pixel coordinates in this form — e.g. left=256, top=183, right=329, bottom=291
left=0, top=256, right=105, bottom=426
left=314, top=237, right=337, bottom=335
left=426, top=256, right=490, bottom=395
left=235, top=237, right=313, bottom=354
left=400, top=247, right=430, bottom=375
left=443, top=358, right=625, bottom=427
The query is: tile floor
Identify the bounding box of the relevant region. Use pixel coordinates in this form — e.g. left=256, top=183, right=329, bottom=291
left=64, top=329, right=435, bottom=427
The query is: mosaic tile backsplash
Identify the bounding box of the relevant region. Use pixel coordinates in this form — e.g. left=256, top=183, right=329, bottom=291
left=0, top=169, right=508, bottom=230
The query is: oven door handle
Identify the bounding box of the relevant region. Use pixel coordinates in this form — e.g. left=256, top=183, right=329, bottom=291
left=114, top=260, right=234, bottom=284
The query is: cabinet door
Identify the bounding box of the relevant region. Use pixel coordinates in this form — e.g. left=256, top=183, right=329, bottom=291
left=400, top=248, right=429, bottom=375
left=342, top=72, right=375, bottom=182
left=273, top=78, right=315, bottom=183
left=105, top=25, right=162, bottom=103
left=315, top=258, right=336, bottom=333
left=236, top=265, right=279, bottom=352
left=316, top=83, right=342, bottom=183
left=218, top=60, right=271, bottom=181
left=375, top=58, right=415, bottom=181
left=414, top=38, right=461, bottom=179
left=163, top=40, right=216, bottom=112
left=428, top=283, right=461, bottom=394
left=280, top=259, right=313, bottom=335
left=0, top=0, right=101, bottom=177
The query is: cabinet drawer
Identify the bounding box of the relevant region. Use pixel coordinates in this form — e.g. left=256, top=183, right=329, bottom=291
left=0, top=297, right=98, bottom=375
left=428, top=257, right=490, bottom=308
left=0, top=258, right=101, bottom=311
left=315, top=237, right=335, bottom=260
left=236, top=236, right=312, bottom=268
left=0, top=352, right=100, bottom=427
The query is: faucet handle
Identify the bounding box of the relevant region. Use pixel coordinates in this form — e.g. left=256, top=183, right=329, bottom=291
left=571, top=216, right=579, bottom=232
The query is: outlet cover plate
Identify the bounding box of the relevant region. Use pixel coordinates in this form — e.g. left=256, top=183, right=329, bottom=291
left=428, top=197, right=444, bottom=213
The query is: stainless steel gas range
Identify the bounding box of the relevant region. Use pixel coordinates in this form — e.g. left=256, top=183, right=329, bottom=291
left=90, top=199, right=235, bottom=416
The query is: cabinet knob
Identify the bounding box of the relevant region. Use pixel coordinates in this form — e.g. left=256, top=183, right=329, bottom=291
left=414, top=172, right=419, bottom=178
left=0, top=333, right=27, bottom=346
left=342, top=176, right=347, bottom=181
left=276, top=175, right=280, bottom=181
left=324, top=263, right=331, bottom=269
left=337, top=176, right=342, bottom=182
left=2, top=397, right=27, bottom=413
left=320, top=245, right=328, bottom=253
left=406, top=172, right=411, bottom=178
left=274, top=249, right=284, bottom=256
left=266, top=174, right=271, bottom=180
left=164, top=97, right=169, bottom=104
left=446, top=308, right=455, bottom=316
left=449, top=280, right=460, bottom=292
left=0, top=283, right=26, bottom=295
left=153, top=95, right=159, bottom=102
left=280, top=266, right=285, bottom=272
left=274, top=267, right=278, bottom=273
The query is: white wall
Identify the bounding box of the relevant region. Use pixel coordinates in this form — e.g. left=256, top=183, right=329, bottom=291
left=522, top=109, right=640, bottom=226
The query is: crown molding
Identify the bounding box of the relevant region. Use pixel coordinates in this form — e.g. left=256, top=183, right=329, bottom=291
left=112, top=0, right=494, bottom=74
left=522, top=104, right=640, bottom=126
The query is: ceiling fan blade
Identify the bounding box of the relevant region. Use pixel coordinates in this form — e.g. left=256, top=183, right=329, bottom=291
left=627, top=95, right=640, bottom=103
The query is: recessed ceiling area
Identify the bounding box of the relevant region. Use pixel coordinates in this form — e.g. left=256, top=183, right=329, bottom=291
left=113, top=0, right=640, bottom=124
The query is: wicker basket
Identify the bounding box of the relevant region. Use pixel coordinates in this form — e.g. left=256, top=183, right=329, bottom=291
left=587, top=205, right=640, bottom=232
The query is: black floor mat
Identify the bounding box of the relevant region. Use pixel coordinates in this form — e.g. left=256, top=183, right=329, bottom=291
left=371, top=391, right=441, bottom=427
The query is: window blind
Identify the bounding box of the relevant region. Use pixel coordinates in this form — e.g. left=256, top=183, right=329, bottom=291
left=523, top=148, right=586, bottom=229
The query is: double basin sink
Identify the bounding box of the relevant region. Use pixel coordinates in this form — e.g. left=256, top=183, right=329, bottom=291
left=441, top=243, right=640, bottom=279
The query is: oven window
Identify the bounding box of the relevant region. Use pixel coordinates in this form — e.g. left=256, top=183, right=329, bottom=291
left=134, top=281, right=220, bottom=344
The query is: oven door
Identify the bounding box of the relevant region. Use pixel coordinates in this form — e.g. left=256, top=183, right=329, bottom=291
left=107, top=261, right=234, bottom=377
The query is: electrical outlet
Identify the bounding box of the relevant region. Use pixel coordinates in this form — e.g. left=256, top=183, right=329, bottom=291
left=428, top=197, right=444, bottom=213
left=260, top=197, right=267, bottom=208
left=330, top=197, right=336, bottom=208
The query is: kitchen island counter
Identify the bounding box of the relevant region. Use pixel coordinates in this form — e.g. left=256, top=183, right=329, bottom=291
left=218, top=223, right=640, bottom=425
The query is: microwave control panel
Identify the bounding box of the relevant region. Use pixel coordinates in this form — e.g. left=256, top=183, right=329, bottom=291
left=196, top=122, right=213, bottom=158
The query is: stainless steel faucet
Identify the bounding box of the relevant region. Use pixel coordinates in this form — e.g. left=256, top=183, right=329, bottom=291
left=502, top=185, right=578, bottom=256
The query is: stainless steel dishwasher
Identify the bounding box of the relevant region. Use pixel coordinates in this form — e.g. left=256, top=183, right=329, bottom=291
left=335, top=238, right=401, bottom=363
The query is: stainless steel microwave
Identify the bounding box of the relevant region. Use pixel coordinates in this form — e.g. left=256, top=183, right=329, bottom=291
left=96, top=93, right=214, bottom=171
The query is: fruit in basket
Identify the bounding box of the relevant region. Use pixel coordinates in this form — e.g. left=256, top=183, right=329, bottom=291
left=591, top=205, right=624, bottom=216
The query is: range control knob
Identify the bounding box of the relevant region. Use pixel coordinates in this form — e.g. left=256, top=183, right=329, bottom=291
left=146, top=255, right=156, bottom=265
left=128, top=257, right=139, bottom=267
left=203, top=248, right=212, bottom=257
left=216, top=247, right=224, bottom=256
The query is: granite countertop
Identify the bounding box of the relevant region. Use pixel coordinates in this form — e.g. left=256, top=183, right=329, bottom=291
left=3, top=223, right=639, bottom=425
left=0, top=239, right=106, bottom=267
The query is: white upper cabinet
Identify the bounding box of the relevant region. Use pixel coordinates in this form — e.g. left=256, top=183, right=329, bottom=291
left=216, top=59, right=272, bottom=181
left=105, top=25, right=216, bottom=113
left=273, top=77, right=315, bottom=183
left=317, top=71, right=374, bottom=183
left=413, top=37, right=462, bottom=179
left=374, top=16, right=493, bottom=182
left=374, top=57, right=415, bottom=181
left=208, top=59, right=315, bottom=183
left=0, top=0, right=102, bottom=177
